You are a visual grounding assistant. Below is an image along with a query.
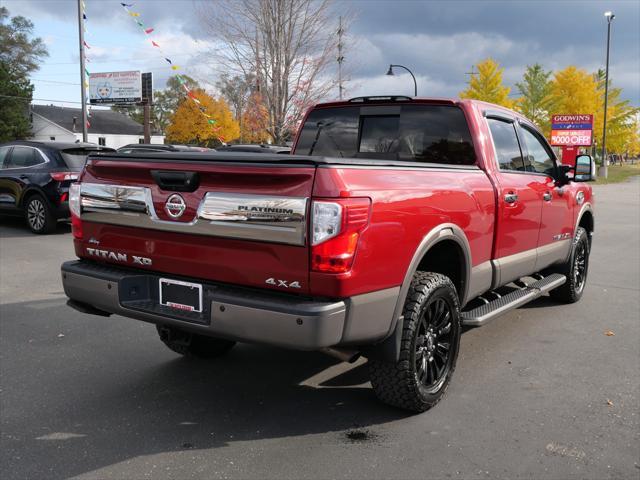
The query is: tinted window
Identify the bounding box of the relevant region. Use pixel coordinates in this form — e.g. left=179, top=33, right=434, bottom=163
left=6, top=147, right=42, bottom=168
left=520, top=127, right=556, bottom=175
left=296, top=105, right=476, bottom=165
left=296, top=106, right=359, bottom=158
left=60, top=148, right=115, bottom=169
left=488, top=119, right=524, bottom=171
left=0, top=147, right=10, bottom=168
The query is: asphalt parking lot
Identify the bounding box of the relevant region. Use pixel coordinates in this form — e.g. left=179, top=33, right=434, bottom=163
left=1, top=178, right=639, bottom=480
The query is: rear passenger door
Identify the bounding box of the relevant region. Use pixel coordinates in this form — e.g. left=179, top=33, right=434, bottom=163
left=486, top=116, right=547, bottom=285
left=0, top=146, right=47, bottom=208
left=0, top=146, right=15, bottom=209
left=517, top=123, right=573, bottom=270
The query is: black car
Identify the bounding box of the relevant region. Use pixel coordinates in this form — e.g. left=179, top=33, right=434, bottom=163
left=215, top=144, right=291, bottom=154
left=117, top=144, right=214, bottom=153
left=0, top=141, right=115, bottom=233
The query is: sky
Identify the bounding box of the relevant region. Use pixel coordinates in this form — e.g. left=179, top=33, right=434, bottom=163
left=4, top=0, right=640, bottom=109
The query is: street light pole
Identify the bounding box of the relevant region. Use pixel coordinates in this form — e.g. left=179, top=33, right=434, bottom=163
left=601, top=11, right=615, bottom=178
left=386, top=64, right=418, bottom=96
left=76, top=0, right=88, bottom=142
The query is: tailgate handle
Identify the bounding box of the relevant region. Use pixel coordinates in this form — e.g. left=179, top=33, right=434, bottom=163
left=151, top=170, right=200, bottom=192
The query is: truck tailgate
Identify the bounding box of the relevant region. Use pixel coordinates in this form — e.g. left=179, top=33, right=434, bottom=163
left=74, top=157, right=315, bottom=295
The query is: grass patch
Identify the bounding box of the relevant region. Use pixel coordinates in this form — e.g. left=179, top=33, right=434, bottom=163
left=594, top=163, right=640, bottom=184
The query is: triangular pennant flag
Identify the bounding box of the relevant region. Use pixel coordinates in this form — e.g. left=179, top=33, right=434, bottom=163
left=171, top=65, right=179, bottom=70
left=152, top=41, right=160, bottom=47
left=144, top=28, right=154, bottom=34
left=83, top=13, right=87, bottom=20
left=187, top=91, right=197, bottom=99
left=86, top=121, right=91, bottom=129
left=208, top=119, right=216, bottom=124
left=84, top=81, right=89, bottom=88
left=192, top=98, right=201, bottom=104
left=218, top=136, right=225, bottom=142
left=129, top=12, right=140, bottom=17
left=121, top=3, right=134, bottom=7
left=85, top=68, right=90, bottom=76
left=85, top=57, right=91, bottom=63
left=164, top=58, right=172, bottom=64
left=83, top=40, right=90, bottom=49
left=136, top=20, right=144, bottom=27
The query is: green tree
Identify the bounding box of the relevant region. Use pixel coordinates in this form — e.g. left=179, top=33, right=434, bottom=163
left=0, top=7, right=48, bottom=142
left=514, top=63, right=553, bottom=133
left=459, top=58, right=514, bottom=108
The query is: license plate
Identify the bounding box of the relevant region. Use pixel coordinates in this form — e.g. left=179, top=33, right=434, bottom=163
left=159, top=278, right=203, bottom=313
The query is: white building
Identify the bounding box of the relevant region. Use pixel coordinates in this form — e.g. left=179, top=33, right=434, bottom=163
left=29, top=104, right=164, bottom=149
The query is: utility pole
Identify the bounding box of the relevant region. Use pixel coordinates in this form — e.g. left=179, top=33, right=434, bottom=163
left=77, top=0, right=88, bottom=142
left=337, top=16, right=345, bottom=99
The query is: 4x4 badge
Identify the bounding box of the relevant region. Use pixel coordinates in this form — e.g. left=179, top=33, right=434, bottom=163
left=165, top=194, right=186, bottom=219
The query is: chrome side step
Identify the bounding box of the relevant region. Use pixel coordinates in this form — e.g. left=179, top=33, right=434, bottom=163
left=461, top=273, right=566, bottom=327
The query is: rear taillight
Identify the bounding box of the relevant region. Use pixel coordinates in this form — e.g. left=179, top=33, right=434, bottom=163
left=311, top=198, right=370, bottom=273
left=50, top=172, right=79, bottom=182
left=69, top=183, right=83, bottom=239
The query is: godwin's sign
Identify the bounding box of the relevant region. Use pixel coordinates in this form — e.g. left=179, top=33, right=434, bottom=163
left=550, top=114, right=593, bottom=146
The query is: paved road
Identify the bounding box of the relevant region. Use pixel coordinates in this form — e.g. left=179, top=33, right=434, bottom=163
left=1, top=178, right=638, bottom=480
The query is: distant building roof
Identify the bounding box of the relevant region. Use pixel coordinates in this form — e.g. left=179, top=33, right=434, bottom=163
left=31, top=104, right=159, bottom=136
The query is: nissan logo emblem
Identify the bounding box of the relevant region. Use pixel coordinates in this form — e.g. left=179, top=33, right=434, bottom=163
left=165, top=194, right=186, bottom=219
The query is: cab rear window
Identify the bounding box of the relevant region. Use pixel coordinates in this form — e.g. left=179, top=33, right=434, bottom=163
left=296, top=104, right=476, bottom=165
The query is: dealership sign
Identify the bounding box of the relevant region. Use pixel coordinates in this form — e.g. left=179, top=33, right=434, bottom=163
left=89, top=71, right=142, bottom=105
left=550, top=114, right=593, bottom=146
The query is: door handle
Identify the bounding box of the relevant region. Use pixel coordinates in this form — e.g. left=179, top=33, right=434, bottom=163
left=504, top=192, right=518, bottom=204
left=543, top=191, right=552, bottom=201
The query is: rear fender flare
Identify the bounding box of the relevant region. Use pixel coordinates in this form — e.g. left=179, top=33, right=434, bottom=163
left=365, top=223, right=471, bottom=362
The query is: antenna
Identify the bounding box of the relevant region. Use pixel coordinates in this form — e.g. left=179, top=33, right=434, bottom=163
left=337, top=16, right=345, bottom=99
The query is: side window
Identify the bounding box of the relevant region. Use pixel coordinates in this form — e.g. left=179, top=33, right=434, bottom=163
left=487, top=119, right=524, bottom=171
left=5, top=147, right=40, bottom=168
left=519, top=126, right=556, bottom=176
left=0, top=147, right=11, bottom=169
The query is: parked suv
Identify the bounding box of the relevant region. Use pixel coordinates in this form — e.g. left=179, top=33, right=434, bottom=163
left=0, top=141, right=115, bottom=233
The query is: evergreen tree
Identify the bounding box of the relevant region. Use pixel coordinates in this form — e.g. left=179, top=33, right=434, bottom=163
left=0, top=7, right=48, bottom=142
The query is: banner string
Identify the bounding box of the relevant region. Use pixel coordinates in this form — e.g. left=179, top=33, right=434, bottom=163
left=119, top=2, right=224, bottom=142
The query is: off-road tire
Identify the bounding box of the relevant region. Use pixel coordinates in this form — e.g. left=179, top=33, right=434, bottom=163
left=24, top=194, right=56, bottom=234
left=156, top=325, right=236, bottom=358
left=548, top=227, right=590, bottom=304
left=368, top=272, right=462, bottom=413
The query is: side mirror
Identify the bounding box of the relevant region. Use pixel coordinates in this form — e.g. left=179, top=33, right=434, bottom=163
left=574, top=154, right=594, bottom=182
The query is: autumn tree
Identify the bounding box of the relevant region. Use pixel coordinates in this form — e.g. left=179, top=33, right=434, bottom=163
left=593, top=69, right=639, bottom=155
left=460, top=58, right=514, bottom=108
left=166, top=89, right=239, bottom=146
left=515, top=63, right=553, bottom=133
left=241, top=91, right=270, bottom=143
left=200, top=0, right=340, bottom=144
left=0, top=7, right=48, bottom=141
left=216, top=73, right=256, bottom=142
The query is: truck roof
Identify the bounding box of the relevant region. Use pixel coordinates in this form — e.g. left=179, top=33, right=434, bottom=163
left=311, top=95, right=533, bottom=128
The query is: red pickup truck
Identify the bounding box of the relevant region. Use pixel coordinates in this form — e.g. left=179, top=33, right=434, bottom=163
left=61, top=96, right=594, bottom=412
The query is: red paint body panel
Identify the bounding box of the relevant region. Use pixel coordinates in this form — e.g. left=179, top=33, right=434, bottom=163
left=77, top=161, right=315, bottom=295
left=310, top=167, right=495, bottom=297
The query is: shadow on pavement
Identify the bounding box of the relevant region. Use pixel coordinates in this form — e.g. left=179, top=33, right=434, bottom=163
left=0, top=299, right=409, bottom=479
left=0, top=215, right=71, bottom=238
